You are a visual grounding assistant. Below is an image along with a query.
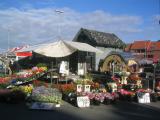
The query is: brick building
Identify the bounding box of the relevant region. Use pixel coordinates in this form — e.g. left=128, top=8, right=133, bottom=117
left=125, top=40, right=160, bottom=62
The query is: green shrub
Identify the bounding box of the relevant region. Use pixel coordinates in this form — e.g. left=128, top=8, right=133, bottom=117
left=0, top=84, right=8, bottom=89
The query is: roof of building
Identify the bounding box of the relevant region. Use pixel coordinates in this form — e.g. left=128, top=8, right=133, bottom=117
left=73, top=28, right=125, bottom=48
left=151, top=42, right=160, bottom=51
left=125, top=40, right=160, bottom=51
left=125, top=43, right=132, bottom=52
left=130, top=41, right=151, bottom=50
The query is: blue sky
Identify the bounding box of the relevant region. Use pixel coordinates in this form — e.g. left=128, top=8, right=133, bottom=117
left=0, top=0, right=159, bottom=50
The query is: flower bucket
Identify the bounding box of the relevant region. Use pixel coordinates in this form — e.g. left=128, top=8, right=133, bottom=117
left=93, top=99, right=101, bottom=105
left=103, top=98, right=111, bottom=105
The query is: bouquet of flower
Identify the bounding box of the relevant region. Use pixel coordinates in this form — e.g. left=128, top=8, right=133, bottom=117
left=59, top=84, right=76, bottom=95
left=20, top=84, right=33, bottom=95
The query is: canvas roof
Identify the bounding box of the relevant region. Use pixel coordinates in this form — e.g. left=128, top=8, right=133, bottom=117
left=17, top=40, right=103, bottom=57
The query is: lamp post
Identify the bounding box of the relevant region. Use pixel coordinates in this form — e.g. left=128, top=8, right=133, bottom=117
left=158, top=0, right=160, bottom=25
left=112, top=62, right=115, bottom=77
left=55, top=10, right=64, bottom=40
left=153, top=63, right=156, bottom=92
left=4, top=27, right=11, bottom=76
left=7, top=28, right=10, bottom=52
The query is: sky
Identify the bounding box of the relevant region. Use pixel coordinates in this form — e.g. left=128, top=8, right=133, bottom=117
left=0, top=0, right=160, bottom=51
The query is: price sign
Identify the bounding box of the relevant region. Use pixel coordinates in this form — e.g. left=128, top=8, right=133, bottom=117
left=77, top=84, right=83, bottom=92
left=84, top=85, right=91, bottom=92
left=77, top=96, right=90, bottom=107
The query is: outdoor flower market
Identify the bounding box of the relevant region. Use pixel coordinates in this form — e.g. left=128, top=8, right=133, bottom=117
left=0, top=41, right=160, bottom=110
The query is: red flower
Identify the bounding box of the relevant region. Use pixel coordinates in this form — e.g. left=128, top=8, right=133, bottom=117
left=60, top=84, right=76, bottom=94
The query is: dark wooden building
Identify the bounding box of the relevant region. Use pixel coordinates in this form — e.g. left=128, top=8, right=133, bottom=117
left=73, top=28, right=125, bottom=48
left=73, top=28, right=126, bottom=71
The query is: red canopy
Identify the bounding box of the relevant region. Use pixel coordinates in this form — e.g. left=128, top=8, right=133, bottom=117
left=16, top=52, right=32, bottom=57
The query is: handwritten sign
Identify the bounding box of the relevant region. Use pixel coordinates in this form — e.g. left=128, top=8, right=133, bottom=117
left=77, top=96, right=90, bottom=108
left=77, top=84, right=83, bottom=92
left=84, top=85, right=91, bottom=92
left=137, top=92, right=150, bottom=103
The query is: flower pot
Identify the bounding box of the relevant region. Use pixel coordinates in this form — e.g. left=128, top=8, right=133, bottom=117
left=103, top=98, right=111, bottom=105
left=150, top=93, right=158, bottom=102
left=90, top=99, right=94, bottom=105
left=93, top=99, right=101, bottom=105
left=126, top=95, right=134, bottom=102
left=62, top=94, right=69, bottom=102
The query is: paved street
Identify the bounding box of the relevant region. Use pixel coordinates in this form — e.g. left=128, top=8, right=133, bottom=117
left=0, top=101, right=160, bottom=120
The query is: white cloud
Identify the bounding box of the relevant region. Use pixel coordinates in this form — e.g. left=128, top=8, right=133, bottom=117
left=0, top=7, right=144, bottom=49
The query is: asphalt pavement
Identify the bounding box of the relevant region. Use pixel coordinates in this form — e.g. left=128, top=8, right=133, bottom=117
left=0, top=101, right=160, bottom=120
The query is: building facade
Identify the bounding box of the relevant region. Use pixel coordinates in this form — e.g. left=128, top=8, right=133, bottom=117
left=125, top=40, right=160, bottom=62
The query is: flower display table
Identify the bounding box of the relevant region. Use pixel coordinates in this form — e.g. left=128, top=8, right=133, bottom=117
left=29, top=86, right=62, bottom=110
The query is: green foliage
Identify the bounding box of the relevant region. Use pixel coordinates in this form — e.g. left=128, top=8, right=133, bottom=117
left=84, top=73, right=93, bottom=80
left=0, top=73, right=5, bottom=77
left=0, top=83, right=8, bottom=89
left=74, top=79, right=83, bottom=84
left=36, top=63, right=47, bottom=68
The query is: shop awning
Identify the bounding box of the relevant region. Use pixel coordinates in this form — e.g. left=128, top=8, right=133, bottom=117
left=16, top=52, right=32, bottom=57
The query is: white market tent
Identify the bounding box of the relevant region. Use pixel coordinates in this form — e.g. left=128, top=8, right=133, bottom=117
left=18, top=40, right=103, bottom=57
left=34, top=41, right=77, bottom=57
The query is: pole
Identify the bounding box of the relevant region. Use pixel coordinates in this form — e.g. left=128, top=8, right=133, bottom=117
left=112, top=62, right=114, bottom=77
left=153, top=64, right=156, bottom=92
left=51, top=61, right=53, bottom=86
left=159, top=0, right=160, bottom=24
left=7, top=28, right=10, bottom=52
left=145, top=41, right=146, bottom=59
left=55, top=10, right=64, bottom=40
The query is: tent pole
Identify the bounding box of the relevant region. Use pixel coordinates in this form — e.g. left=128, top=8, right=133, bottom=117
left=50, top=61, right=53, bottom=86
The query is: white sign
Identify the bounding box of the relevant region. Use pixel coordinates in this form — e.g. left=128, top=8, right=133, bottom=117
left=59, top=61, right=69, bottom=75
left=78, top=63, right=86, bottom=75
left=137, top=92, right=150, bottom=103
left=77, top=96, right=90, bottom=108
left=84, top=85, right=91, bottom=92
left=77, top=84, right=83, bottom=92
